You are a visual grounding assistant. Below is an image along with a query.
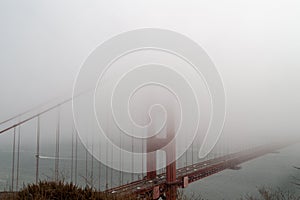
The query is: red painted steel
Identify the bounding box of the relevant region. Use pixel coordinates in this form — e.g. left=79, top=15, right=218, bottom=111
left=105, top=142, right=293, bottom=199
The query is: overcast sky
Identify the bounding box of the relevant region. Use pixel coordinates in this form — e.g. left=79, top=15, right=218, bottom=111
left=1, top=0, right=300, bottom=145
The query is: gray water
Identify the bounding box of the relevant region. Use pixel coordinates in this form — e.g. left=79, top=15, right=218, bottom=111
left=1, top=142, right=300, bottom=199
left=184, top=143, right=300, bottom=199
left=0, top=141, right=141, bottom=192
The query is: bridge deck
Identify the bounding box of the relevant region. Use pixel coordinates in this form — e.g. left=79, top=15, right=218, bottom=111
left=105, top=143, right=290, bottom=197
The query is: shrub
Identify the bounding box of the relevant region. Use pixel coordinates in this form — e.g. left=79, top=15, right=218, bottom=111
left=17, top=181, right=133, bottom=200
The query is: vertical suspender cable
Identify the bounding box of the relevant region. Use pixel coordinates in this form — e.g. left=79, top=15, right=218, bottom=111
left=98, top=117, right=101, bottom=190
left=55, top=107, right=60, bottom=182
left=105, top=141, right=108, bottom=189
left=75, top=131, right=78, bottom=185
left=35, top=115, right=40, bottom=184
left=16, top=125, right=21, bottom=190
left=192, top=141, right=194, bottom=165
left=11, top=127, right=16, bottom=192
left=109, top=115, right=113, bottom=188
left=142, top=138, right=144, bottom=180
left=110, top=141, right=113, bottom=188
left=71, top=128, right=74, bottom=183
left=105, top=112, right=109, bottom=190
left=131, top=136, right=134, bottom=182
left=85, top=147, right=88, bottom=186
left=98, top=144, right=101, bottom=191
left=131, top=123, right=134, bottom=182
left=91, top=144, right=94, bottom=188
left=119, top=131, right=122, bottom=186
left=185, top=148, right=188, bottom=171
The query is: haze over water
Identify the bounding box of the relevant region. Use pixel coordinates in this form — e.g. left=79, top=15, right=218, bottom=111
left=1, top=1, right=300, bottom=199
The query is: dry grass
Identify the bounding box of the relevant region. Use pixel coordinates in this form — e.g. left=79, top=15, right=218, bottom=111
left=240, top=187, right=300, bottom=200
left=0, top=181, right=201, bottom=200
left=3, top=182, right=298, bottom=200
left=0, top=181, right=139, bottom=200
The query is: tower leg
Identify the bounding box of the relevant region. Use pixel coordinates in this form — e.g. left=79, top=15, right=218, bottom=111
left=166, top=140, right=177, bottom=200
left=146, top=151, right=156, bottom=179
left=166, top=161, right=177, bottom=200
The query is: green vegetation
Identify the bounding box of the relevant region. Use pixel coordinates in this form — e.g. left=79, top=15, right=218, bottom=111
left=1, top=181, right=138, bottom=200
left=0, top=182, right=299, bottom=199
left=0, top=181, right=200, bottom=200
left=240, top=187, right=300, bottom=200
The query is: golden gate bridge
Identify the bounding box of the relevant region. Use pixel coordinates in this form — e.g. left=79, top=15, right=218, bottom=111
left=0, top=96, right=295, bottom=200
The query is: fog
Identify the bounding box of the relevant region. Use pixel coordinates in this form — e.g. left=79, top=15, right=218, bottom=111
left=1, top=0, right=300, bottom=152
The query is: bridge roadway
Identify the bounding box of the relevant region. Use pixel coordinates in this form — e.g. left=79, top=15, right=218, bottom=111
left=105, top=142, right=292, bottom=198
